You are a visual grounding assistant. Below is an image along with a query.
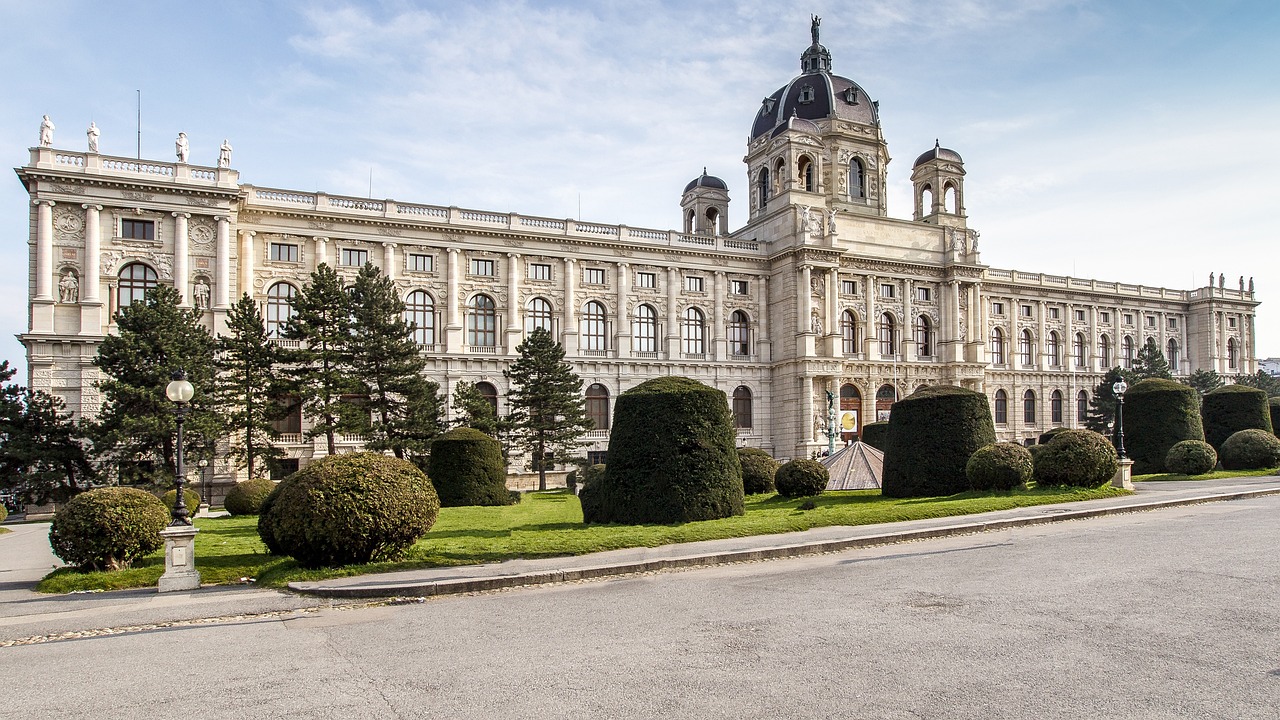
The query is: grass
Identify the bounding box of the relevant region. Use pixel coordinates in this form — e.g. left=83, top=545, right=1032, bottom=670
left=0, top=527, right=10, bottom=535
left=38, top=484, right=1129, bottom=593
left=1133, top=467, right=1278, bottom=482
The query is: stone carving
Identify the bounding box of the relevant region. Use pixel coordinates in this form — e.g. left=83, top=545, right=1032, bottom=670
left=100, top=250, right=123, bottom=277
left=54, top=207, right=84, bottom=239
left=86, top=122, right=99, bottom=153
left=1239, top=276, right=1245, bottom=292
left=50, top=184, right=85, bottom=195
left=121, top=191, right=154, bottom=202
left=39, top=115, right=54, bottom=147
left=187, top=197, right=215, bottom=207
left=810, top=274, right=825, bottom=296
left=218, top=139, right=232, bottom=169
left=800, top=206, right=821, bottom=236
left=1249, top=277, right=1255, bottom=293
left=811, top=309, right=823, bottom=334
left=59, top=271, right=79, bottom=303
left=151, top=252, right=173, bottom=280
left=1208, top=272, right=1214, bottom=287
left=376, top=227, right=404, bottom=237
left=969, top=229, right=980, bottom=253
left=175, top=132, right=189, bottom=163
left=1218, top=274, right=1225, bottom=290
left=500, top=237, right=524, bottom=247
left=307, top=221, right=332, bottom=230
left=189, top=219, right=215, bottom=247
left=193, top=278, right=211, bottom=310
left=827, top=208, right=838, bottom=236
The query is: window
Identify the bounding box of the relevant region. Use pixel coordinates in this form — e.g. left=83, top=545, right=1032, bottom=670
left=340, top=248, right=368, bottom=267
left=1051, top=390, right=1063, bottom=424
left=632, top=304, right=657, bottom=353
left=270, top=243, right=299, bottom=263
left=1074, top=309, right=1086, bottom=322
left=994, top=390, right=1008, bottom=424
left=685, top=276, right=704, bottom=293
left=405, top=290, right=435, bottom=345
left=1123, top=313, right=1134, bottom=326
left=1023, top=390, right=1037, bottom=424
left=878, top=313, right=896, bottom=357
left=1227, top=338, right=1238, bottom=369
left=1168, top=317, right=1178, bottom=330
left=731, top=280, right=749, bottom=295
left=992, top=301, right=1005, bottom=316
left=475, top=382, right=498, bottom=413
left=799, top=156, right=815, bottom=191
left=1100, top=335, right=1112, bottom=367
left=586, top=384, right=610, bottom=430
left=1146, top=316, right=1156, bottom=328
left=1167, top=339, right=1180, bottom=372
left=841, top=311, right=859, bottom=354
left=849, top=158, right=865, bottom=199
left=914, top=315, right=933, bottom=357
left=527, top=263, right=551, bottom=280
left=1100, top=311, right=1111, bottom=323
left=1046, top=331, right=1061, bottom=367
left=407, top=253, right=433, bottom=273
left=1020, top=304, right=1033, bottom=318
left=728, top=311, right=750, bottom=356
left=583, top=268, right=606, bottom=285
left=879, top=283, right=895, bottom=299
left=587, top=450, right=608, bottom=466
left=121, top=219, right=155, bottom=241
left=841, top=280, right=857, bottom=295
left=1049, top=307, right=1060, bottom=320
left=265, top=282, right=297, bottom=337
left=1228, top=317, right=1237, bottom=329
left=757, top=167, right=771, bottom=205
left=470, top=258, right=495, bottom=276
left=1122, top=336, right=1135, bottom=368
left=732, top=386, right=753, bottom=429
left=1020, top=330, right=1035, bottom=366
left=990, top=328, right=1006, bottom=365
left=582, top=301, right=607, bottom=351
left=635, top=271, right=656, bottom=289
left=1077, top=391, right=1088, bottom=421
left=270, top=397, right=303, bottom=435
left=916, top=287, right=931, bottom=302
left=526, top=297, right=553, bottom=334
left=682, top=308, right=706, bottom=354
left=117, top=262, right=157, bottom=308
left=1074, top=333, right=1087, bottom=368
left=467, top=294, right=497, bottom=347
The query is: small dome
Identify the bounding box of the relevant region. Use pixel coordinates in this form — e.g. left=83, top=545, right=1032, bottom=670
left=913, top=140, right=963, bottom=168
left=684, top=168, right=728, bottom=193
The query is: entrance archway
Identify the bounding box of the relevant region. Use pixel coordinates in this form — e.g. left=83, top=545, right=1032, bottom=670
left=875, top=384, right=897, bottom=422
left=839, top=383, right=861, bottom=442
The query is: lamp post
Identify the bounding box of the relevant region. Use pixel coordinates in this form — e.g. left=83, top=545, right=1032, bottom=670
left=158, top=368, right=201, bottom=592
left=165, top=369, right=195, bottom=525
left=199, top=457, right=210, bottom=512
left=1112, top=378, right=1128, bottom=460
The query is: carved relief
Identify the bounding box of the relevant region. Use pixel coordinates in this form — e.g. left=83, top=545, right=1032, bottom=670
left=500, top=237, right=524, bottom=247
left=50, top=183, right=86, bottom=195
left=377, top=227, right=404, bottom=237
left=189, top=218, right=216, bottom=248
left=120, top=191, right=155, bottom=202
left=186, top=197, right=216, bottom=207
left=54, top=207, right=85, bottom=241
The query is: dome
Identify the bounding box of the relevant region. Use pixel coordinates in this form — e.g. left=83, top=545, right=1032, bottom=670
left=913, top=141, right=963, bottom=168
left=684, top=168, right=728, bottom=193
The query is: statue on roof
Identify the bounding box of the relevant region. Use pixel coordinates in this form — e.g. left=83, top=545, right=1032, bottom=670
left=87, top=122, right=99, bottom=153
left=39, top=115, right=54, bottom=147
left=175, top=132, right=189, bottom=163
left=811, top=15, right=821, bottom=44
left=218, top=139, right=232, bottom=169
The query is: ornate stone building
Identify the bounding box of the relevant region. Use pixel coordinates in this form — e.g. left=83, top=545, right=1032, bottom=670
left=16, top=23, right=1260, bottom=491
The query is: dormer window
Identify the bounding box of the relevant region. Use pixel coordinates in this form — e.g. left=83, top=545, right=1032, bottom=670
left=842, top=87, right=859, bottom=105
left=798, top=85, right=815, bottom=104
left=762, top=97, right=776, bottom=114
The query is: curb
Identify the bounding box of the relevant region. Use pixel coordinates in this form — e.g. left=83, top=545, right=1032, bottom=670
left=289, top=486, right=1280, bottom=599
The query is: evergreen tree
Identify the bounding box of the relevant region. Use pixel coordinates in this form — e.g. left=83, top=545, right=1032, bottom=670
left=1083, top=366, right=1135, bottom=434
left=1183, top=368, right=1225, bottom=399
left=284, top=263, right=355, bottom=455
left=1131, top=337, right=1173, bottom=380
left=450, top=381, right=500, bottom=437
left=346, top=263, right=443, bottom=460
left=0, top=361, right=94, bottom=504
left=91, top=285, right=219, bottom=483
left=213, top=294, right=284, bottom=478
left=1232, top=369, right=1280, bottom=397
left=504, top=328, right=592, bottom=491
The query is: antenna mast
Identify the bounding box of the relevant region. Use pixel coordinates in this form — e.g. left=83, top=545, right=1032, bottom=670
left=136, top=90, right=141, bottom=159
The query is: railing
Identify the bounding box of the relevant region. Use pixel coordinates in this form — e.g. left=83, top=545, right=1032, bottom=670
left=633, top=351, right=659, bottom=359
left=465, top=345, right=499, bottom=354
left=257, top=189, right=315, bottom=205
left=585, top=429, right=610, bottom=439
left=417, top=343, right=441, bottom=353
left=269, top=337, right=301, bottom=348
left=581, top=349, right=610, bottom=357
left=277, top=433, right=303, bottom=444
left=330, top=197, right=384, bottom=212
left=460, top=210, right=508, bottom=224
left=338, top=433, right=366, bottom=443
left=55, top=153, right=85, bottom=167
left=397, top=203, right=448, bottom=218
left=102, top=158, right=175, bottom=177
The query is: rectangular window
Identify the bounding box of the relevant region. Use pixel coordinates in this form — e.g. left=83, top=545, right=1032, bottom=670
left=1049, top=307, right=1060, bottom=320
left=583, top=268, right=606, bottom=285
left=407, top=253, right=433, bottom=273
left=635, top=271, right=656, bottom=288
left=528, top=263, right=551, bottom=280
left=121, top=219, right=155, bottom=241
left=470, top=258, right=495, bottom=276
left=1020, top=305, right=1033, bottom=318
left=1123, top=313, right=1134, bottom=326
left=992, top=302, right=1005, bottom=316
left=879, top=283, right=895, bottom=298
left=1074, top=309, right=1086, bottom=322
left=587, top=451, right=608, bottom=466
left=841, top=280, right=857, bottom=295
left=685, top=276, right=704, bottom=292
left=731, top=280, right=749, bottom=295
left=1167, top=317, right=1178, bottom=330
left=269, top=243, right=299, bottom=263
left=1228, top=317, right=1237, bottom=328
left=340, top=248, right=368, bottom=267
left=915, top=287, right=931, bottom=302
left=1146, top=316, right=1156, bottom=327
left=1100, top=311, right=1111, bottom=323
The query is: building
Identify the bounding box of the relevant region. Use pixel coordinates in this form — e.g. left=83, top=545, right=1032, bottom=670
left=16, top=21, right=1260, bottom=496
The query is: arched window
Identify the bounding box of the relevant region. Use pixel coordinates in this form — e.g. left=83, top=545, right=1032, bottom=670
left=1047, top=331, right=1061, bottom=367
left=582, top=301, right=607, bottom=351
left=1100, top=334, right=1112, bottom=368
left=990, top=327, right=1006, bottom=365
left=526, top=297, right=553, bottom=334
left=1167, top=338, right=1180, bottom=372
left=757, top=167, right=771, bottom=206
left=586, top=384, right=610, bottom=430
left=994, top=389, right=1008, bottom=424
left=799, top=156, right=815, bottom=192
left=1227, top=338, right=1238, bottom=369
left=475, top=381, right=498, bottom=413
left=681, top=307, right=705, bottom=355
left=265, top=282, right=297, bottom=338
left=632, top=304, right=657, bottom=353
left=1023, top=390, right=1037, bottom=424
left=684, top=209, right=695, bottom=234
left=1051, top=390, right=1063, bottom=424
left=915, top=315, right=933, bottom=357
left=944, top=183, right=958, bottom=213
left=1020, top=329, right=1035, bottom=366
left=878, top=313, right=896, bottom=357
left=1077, top=390, right=1088, bottom=420
left=732, top=386, right=753, bottom=429
left=404, top=290, right=435, bottom=346
left=467, top=294, right=497, bottom=347
left=705, top=207, right=720, bottom=234
left=773, top=158, right=785, bottom=194
left=1074, top=332, right=1087, bottom=369
left=840, top=310, right=858, bottom=354
left=728, top=310, right=750, bottom=356
left=1122, top=335, right=1135, bottom=369
left=117, top=262, right=157, bottom=308
left=849, top=158, right=865, bottom=199
left=920, top=184, right=934, bottom=215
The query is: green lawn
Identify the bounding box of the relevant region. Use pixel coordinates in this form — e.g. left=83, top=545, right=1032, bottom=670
left=38, top=485, right=1128, bottom=593
left=1133, top=467, right=1278, bottom=482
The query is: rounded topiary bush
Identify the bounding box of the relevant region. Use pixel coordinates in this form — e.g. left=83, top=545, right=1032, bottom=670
left=428, top=427, right=511, bottom=507
left=585, top=377, right=743, bottom=524
left=160, top=488, right=202, bottom=513
left=738, top=448, right=779, bottom=495
left=860, top=422, right=890, bottom=452
left=774, top=459, right=829, bottom=498
left=48, top=487, right=169, bottom=570
left=966, top=442, right=1034, bottom=491
left=1164, top=440, right=1218, bottom=476
left=257, top=452, right=440, bottom=568
left=1032, top=429, right=1119, bottom=488
left=1124, top=378, right=1205, bottom=475
left=224, top=477, right=276, bottom=516
left=881, top=386, right=997, bottom=498
left=1038, top=428, right=1070, bottom=446
left=1219, top=429, right=1280, bottom=471
left=1202, top=385, right=1273, bottom=451
left=576, top=464, right=608, bottom=518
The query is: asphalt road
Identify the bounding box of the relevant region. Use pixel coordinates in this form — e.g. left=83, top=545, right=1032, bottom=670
left=3, top=496, right=1278, bottom=719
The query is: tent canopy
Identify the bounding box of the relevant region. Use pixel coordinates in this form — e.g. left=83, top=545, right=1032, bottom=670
left=820, top=441, right=884, bottom=490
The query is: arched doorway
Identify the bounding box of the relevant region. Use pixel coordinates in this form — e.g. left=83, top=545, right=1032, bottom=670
left=875, top=384, right=897, bottom=422
left=839, top=383, right=861, bottom=442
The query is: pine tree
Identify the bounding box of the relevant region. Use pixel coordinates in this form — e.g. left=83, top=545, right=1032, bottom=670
left=1183, top=368, right=1224, bottom=399
left=0, top=361, right=94, bottom=504
left=1232, top=369, right=1280, bottom=397
left=504, top=328, right=592, bottom=491
left=346, top=263, right=443, bottom=460
left=1131, top=337, right=1173, bottom=380
left=284, top=263, right=355, bottom=455
left=450, top=381, right=501, bottom=437
left=1083, top=366, right=1135, bottom=434
left=91, top=285, right=219, bottom=483
left=213, top=294, right=284, bottom=478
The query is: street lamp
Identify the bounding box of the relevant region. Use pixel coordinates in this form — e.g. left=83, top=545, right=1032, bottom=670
left=1112, top=378, right=1128, bottom=460
left=165, top=369, right=195, bottom=526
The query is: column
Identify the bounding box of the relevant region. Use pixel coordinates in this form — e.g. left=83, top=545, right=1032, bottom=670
left=616, top=263, right=630, bottom=357
left=1065, top=303, right=1075, bottom=369
left=82, top=205, right=102, bottom=302
left=1037, top=300, right=1046, bottom=370
left=797, top=265, right=812, bottom=334
left=665, top=266, right=679, bottom=357
left=239, top=230, right=256, bottom=299
left=801, top=376, right=816, bottom=444
left=975, top=283, right=987, bottom=363
left=1218, top=312, right=1228, bottom=374
left=758, top=275, right=770, bottom=362
left=214, top=216, right=230, bottom=309
left=902, top=278, right=914, bottom=360
left=173, top=213, right=191, bottom=306
left=383, top=242, right=397, bottom=280
left=506, top=253, right=521, bottom=352
left=713, top=271, right=726, bottom=360
left=1088, top=305, right=1098, bottom=371
left=948, top=280, right=962, bottom=362
left=34, top=200, right=55, bottom=301
left=826, top=268, right=839, bottom=357
left=445, top=248, right=461, bottom=352
left=563, top=257, right=578, bottom=354
left=864, top=274, right=877, bottom=361
left=312, top=236, right=329, bottom=271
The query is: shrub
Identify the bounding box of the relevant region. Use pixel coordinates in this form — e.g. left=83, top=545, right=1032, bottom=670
left=1032, top=429, right=1119, bottom=488
left=1270, top=398, right=1280, bottom=438
left=1028, top=444, right=1047, bottom=463
left=1037, top=427, right=1070, bottom=446
left=0, top=504, right=7, bottom=523
left=1164, top=440, right=1217, bottom=476
left=860, top=422, right=890, bottom=452
left=257, top=452, right=439, bottom=569
left=1202, top=385, right=1273, bottom=451
left=775, top=459, right=829, bottom=498
left=584, top=377, right=743, bottom=524
left=224, top=478, right=276, bottom=516
left=576, top=464, right=608, bottom=519
left=564, top=468, right=579, bottom=493
left=738, top=448, right=779, bottom=495
left=428, top=427, right=512, bottom=507
left=160, top=488, right=202, bottom=513
left=1219, top=429, right=1280, bottom=471
left=966, top=442, right=1034, bottom=491
left=881, top=386, right=996, bottom=498
left=48, top=487, right=169, bottom=570
left=1124, top=378, right=1205, bottom=474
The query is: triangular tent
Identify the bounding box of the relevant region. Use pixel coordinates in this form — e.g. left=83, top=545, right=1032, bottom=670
left=820, top=441, right=884, bottom=490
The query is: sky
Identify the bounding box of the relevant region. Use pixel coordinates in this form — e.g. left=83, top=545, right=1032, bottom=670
left=2, top=0, right=1278, bottom=380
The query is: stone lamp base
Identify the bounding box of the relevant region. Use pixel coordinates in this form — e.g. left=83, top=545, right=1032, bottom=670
left=158, top=524, right=201, bottom=593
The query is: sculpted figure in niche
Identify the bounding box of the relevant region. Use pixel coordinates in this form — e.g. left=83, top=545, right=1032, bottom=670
left=193, top=278, right=211, bottom=309
left=827, top=208, right=838, bottom=236
left=810, top=309, right=823, bottom=335
left=218, top=139, right=232, bottom=169
left=86, top=122, right=99, bottom=153
left=175, top=132, right=189, bottom=163
left=59, top=271, right=79, bottom=303
left=39, top=115, right=55, bottom=147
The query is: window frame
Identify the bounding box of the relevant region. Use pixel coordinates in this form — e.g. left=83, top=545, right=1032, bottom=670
left=269, top=242, right=299, bottom=263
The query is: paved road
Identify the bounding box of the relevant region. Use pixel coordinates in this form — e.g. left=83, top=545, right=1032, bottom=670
left=2, top=495, right=1277, bottom=719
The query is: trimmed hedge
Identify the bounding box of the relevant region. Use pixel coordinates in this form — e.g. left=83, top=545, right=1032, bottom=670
left=1164, top=440, right=1217, bottom=476
left=1202, top=385, right=1273, bottom=451
left=584, top=377, right=743, bottom=524
left=1270, top=398, right=1280, bottom=438
left=738, top=448, right=779, bottom=495
left=774, top=459, right=828, bottom=498
left=1124, top=378, right=1205, bottom=474
left=48, top=487, right=169, bottom=570
left=224, top=477, right=276, bottom=516
left=428, top=427, right=512, bottom=507
left=860, top=422, right=890, bottom=452
left=881, top=386, right=996, bottom=498
left=257, top=452, right=439, bottom=568
left=966, top=442, right=1034, bottom=491
left=1219, top=429, right=1280, bottom=471
left=1032, top=429, right=1119, bottom=488
left=1037, top=428, right=1070, bottom=446
left=160, top=488, right=202, bottom=513
left=576, top=464, right=608, bottom=519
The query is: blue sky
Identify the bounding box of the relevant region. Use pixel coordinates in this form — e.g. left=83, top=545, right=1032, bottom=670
left=2, top=0, right=1278, bottom=380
